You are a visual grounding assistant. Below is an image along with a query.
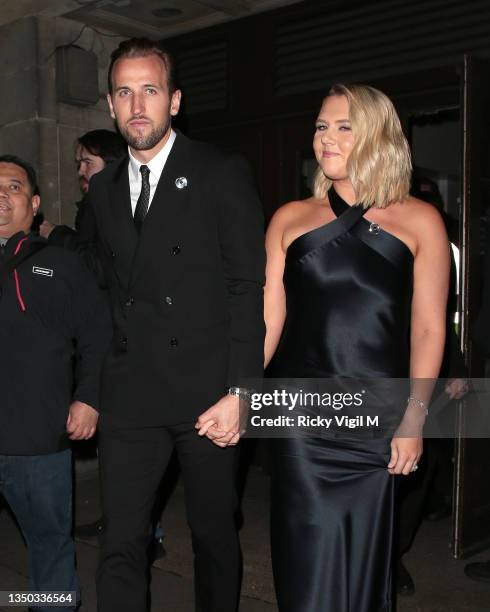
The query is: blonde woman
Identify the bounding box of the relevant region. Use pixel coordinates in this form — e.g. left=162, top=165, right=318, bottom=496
left=264, top=84, right=449, bottom=611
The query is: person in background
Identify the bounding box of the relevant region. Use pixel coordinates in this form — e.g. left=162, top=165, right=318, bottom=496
left=0, top=155, right=111, bottom=611
left=464, top=220, right=490, bottom=583
left=40, top=129, right=126, bottom=245
left=395, top=172, right=468, bottom=597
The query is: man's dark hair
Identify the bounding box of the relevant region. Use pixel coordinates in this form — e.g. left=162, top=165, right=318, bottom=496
left=78, top=130, right=126, bottom=164
left=0, top=154, right=39, bottom=196
left=107, top=37, right=177, bottom=95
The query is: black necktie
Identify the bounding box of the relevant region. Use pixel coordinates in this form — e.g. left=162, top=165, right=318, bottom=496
left=134, top=165, right=150, bottom=232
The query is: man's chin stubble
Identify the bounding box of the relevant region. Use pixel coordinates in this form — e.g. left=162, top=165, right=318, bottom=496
left=120, top=121, right=170, bottom=151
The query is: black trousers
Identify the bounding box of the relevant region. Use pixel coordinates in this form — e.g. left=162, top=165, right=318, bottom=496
left=96, top=416, right=241, bottom=612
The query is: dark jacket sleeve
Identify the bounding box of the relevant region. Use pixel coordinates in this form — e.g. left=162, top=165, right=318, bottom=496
left=50, top=191, right=107, bottom=289
left=75, top=194, right=108, bottom=288
left=69, top=256, right=112, bottom=411
left=472, top=249, right=490, bottom=358
left=214, top=154, right=266, bottom=386
left=48, top=224, right=79, bottom=249
left=48, top=200, right=87, bottom=250
left=441, top=324, right=467, bottom=378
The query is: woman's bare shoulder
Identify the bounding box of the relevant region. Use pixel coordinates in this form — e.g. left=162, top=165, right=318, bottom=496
left=398, top=196, right=446, bottom=230
left=392, top=196, right=448, bottom=256
left=269, top=197, right=324, bottom=226
left=267, top=197, right=333, bottom=252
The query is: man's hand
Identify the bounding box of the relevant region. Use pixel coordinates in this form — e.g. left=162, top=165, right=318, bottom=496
left=66, top=401, right=99, bottom=440
left=39, top=220, right=56, bottom=238
left=195, top=394, right=241, bottom=448
left=445, top=378, right=468, bottom=400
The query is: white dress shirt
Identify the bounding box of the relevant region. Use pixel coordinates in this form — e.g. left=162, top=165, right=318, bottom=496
left=128, top=129, right=176, bottom=215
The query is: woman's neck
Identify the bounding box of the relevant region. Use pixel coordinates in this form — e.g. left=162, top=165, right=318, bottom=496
left=332, top=179, right=357, bottom=205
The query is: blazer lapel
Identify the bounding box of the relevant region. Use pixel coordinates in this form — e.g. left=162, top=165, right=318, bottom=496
left=109, top=157, right=139, bottom=257
left=129, top=133, right=194, bottom=287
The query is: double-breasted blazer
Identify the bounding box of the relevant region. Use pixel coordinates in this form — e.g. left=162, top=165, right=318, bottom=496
left=80, top=132, right=265, bottom=425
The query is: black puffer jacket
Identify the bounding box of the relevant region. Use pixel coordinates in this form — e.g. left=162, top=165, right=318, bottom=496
left=0, top=232, right=111, bottom=455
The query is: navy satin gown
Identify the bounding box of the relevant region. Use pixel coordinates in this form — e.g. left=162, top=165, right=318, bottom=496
left=269, top=187, right=414, bottom=612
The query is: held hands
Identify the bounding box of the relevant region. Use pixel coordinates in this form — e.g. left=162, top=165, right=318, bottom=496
left=66, top=401, right=99, bottom=440
left=195, top=394, right=241, bottom=448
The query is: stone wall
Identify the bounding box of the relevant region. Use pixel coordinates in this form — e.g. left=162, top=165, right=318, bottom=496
left=0, top=15, right=123, bottom=227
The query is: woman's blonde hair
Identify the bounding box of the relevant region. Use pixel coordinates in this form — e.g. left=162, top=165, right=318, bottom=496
left=313, top=83, right=412, bottom=209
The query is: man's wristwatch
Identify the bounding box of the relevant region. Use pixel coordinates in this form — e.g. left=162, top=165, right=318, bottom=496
left=227, top=387, right=252, bottom=400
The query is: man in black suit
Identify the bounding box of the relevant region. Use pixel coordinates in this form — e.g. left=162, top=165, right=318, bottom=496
left=79, top=38, right=265, bottom=612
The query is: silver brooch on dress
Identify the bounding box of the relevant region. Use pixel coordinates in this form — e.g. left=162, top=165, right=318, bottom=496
left=175, top=177, right=188, bottom=189
left=368, top=222, right=380, bottom=235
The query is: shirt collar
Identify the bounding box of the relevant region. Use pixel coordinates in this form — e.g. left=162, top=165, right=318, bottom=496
left=2, top=231, right=29, bottom=256
left=128, top=129, right=176, bottom=182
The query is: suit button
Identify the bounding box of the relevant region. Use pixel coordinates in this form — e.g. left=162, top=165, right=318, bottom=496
left=170, top=337, right=178, bottom=347
left=164, top=296, right=173, bottom=305
left=121, top=337, right=127, bottom=345
left=111, top=251, right=116, bottom=258
left=171, top=245, right=181, bottom=255
left=125, top=297, right=134, bottom=306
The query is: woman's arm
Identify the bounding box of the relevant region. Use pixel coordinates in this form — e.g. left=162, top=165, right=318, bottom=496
left=389, top=202, right=450, bottom=475
left=264, top=207, right=291, bottom=368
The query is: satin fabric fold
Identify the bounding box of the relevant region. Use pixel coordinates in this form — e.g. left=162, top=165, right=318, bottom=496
left=271, top=436, right=394, bottom=612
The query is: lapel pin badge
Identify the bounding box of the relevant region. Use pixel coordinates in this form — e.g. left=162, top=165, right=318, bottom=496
left=175, top=177, right=188, bottom=189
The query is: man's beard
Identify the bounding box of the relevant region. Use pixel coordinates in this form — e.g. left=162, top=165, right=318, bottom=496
left=119, top=117, right=171, bottom=151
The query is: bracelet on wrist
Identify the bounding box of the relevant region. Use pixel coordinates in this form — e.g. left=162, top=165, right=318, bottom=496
left=407, top=396, right=428, bottom=415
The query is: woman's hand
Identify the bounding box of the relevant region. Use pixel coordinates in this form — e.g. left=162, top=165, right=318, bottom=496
left=388, top=435, right=423, bottom=475
left=388, top=401, right=425, bottom=475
